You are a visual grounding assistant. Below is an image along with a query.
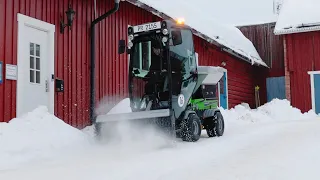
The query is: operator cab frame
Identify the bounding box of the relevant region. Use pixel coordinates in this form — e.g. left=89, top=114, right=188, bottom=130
left=118, top=19, right=198, bottom=121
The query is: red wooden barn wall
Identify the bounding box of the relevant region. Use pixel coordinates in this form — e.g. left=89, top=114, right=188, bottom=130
left=238, top=23, right=285, bottom=77
left=0, top=0, right=261, bottom=127
left=284, top=31, right=320, bottom=113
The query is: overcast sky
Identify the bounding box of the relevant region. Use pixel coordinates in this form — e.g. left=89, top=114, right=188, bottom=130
left=203, top=0, right=279, bottom=26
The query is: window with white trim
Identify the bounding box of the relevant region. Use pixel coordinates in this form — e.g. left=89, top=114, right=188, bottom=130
left=29, top=42, right=41, bottom=84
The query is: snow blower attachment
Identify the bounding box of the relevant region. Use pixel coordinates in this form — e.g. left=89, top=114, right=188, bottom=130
left=96, top=19, right=225, bottom=142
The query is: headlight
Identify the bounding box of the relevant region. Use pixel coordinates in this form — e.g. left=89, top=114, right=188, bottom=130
left=128, top=34, right=134, bottom=41
left=162, top=29, right=168, bottom=35
left=162, top=37, right=168, bottom=43
left=128, top=41, right=133, bottom=48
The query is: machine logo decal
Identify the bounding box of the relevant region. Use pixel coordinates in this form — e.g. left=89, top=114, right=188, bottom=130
left=178, top=94, right=185, bottom=107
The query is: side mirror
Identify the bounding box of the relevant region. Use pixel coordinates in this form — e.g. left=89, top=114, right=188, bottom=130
left=118, top=39, right=126, bottom=54
left=171, top=30, right=182, bottom=46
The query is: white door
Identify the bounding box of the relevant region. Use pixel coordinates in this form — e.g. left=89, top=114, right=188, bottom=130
left=17, top=14, right=55, bottom=117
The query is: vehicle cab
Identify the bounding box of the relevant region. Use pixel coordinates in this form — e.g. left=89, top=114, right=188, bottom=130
left=118, top=19, right=198, bottom=121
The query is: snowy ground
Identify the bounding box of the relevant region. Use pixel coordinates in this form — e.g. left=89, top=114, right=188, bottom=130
left=1, top=99, right=320, bottom=180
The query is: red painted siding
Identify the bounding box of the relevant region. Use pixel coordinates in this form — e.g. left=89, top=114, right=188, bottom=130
left=284, top=31, right=320, bottom=112
left=0, top=0, right=261, bottom=126
left=0, top=0, right=162, bottom=126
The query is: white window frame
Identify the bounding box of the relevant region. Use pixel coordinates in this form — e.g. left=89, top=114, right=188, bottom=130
left=307, top=71, right=320, bottom=112
left=29, top=42, right=41, bottom=84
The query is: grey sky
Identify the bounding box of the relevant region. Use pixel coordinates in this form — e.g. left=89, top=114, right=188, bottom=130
left=205, top=0, right=278, bottom=26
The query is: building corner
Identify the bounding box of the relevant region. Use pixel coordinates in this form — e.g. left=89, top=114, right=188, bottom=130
left=283, top=37, right=291, bottom=102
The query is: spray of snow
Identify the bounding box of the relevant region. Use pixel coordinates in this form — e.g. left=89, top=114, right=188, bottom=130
left=0, top=106, right=93, bottom=170
left=93, top=97, right=174, bottom=154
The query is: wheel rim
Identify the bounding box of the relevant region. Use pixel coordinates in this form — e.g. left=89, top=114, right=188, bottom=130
left=193, top=121, right=199, bottom=135
left=217, top=116, right=223, bottom=131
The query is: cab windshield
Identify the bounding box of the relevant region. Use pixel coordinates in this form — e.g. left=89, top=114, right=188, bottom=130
left=131, top=37, right=166, bottom=78
left=129, top=35, right=168, bottom=111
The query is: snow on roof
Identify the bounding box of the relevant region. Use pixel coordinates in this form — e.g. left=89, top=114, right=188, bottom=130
left=125, top=0, right=268, bottom=67
left=274, top=0, right=320, bottom=35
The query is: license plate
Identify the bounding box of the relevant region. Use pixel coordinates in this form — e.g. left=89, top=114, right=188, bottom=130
left=133, top=22, right=161, bottom=33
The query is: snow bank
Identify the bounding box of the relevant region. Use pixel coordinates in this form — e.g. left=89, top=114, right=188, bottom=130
left=274, top=0, right=320, bottom=34
left=221, top=99, right=319, bottom=123
left=96, top=97, right=319, bottom=126
left=128, top=0, right=267, bottom=67
left=0, top=106, right=92, bottom=170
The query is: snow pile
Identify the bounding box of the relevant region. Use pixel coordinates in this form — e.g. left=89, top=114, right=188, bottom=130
left=0, top=106, right=92, bottom=170
left=95, top=96, right=132, bottom=115
left=106, top=98, right=132, bottom=114
left=221, top=99, right=319, bottom=123
left=128, top=0, right=267, bottom=67
left=274, top=0, right=320, bottom=34
left=83, top=97, right=133, bottom=139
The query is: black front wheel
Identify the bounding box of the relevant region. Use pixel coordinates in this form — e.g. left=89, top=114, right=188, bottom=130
left=206, top=111, right=225, bottom=137
left=180, top=114, right=201, bottom=142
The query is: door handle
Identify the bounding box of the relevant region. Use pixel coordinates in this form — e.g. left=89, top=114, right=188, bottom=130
left=45, top=79, right=49, bottom=92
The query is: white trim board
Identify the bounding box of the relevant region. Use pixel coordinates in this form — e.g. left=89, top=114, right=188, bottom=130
left=18, top=14, right=55, bottom=32
left=225, top=70, right=229, bottom=109
left=308, top=71, right=320, bottom=75
left=307, top=71, right=320, bottom=113
left=274, top=26, right=320, bottom=35
left=17, top=13, right=55, bottom=116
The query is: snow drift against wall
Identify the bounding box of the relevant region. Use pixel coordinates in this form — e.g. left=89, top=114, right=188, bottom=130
left=274, top=0, right=320, bottom=34
left=0, top=106, right=93, bottom=170
left=128, top=0, right=267, bottom=67
left=220, top=98, right=319, bottom=123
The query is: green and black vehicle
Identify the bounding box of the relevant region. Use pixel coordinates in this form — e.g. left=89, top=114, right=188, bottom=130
left=96, top=19, right=225, bottom=142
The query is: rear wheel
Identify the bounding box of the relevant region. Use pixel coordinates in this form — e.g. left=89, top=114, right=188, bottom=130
left=206, top=111, right=225, bottom=137
left=180, top=114, right=201, bottom=142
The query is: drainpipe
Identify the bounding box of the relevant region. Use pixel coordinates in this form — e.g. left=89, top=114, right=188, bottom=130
left=90, top=0, right=120, bottom=124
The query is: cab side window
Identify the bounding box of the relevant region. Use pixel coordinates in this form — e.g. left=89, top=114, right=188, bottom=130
left=170, top=29, right=196, bottom=80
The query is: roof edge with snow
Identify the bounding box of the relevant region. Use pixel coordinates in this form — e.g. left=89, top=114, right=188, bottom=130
left=125, top=0, right=268, bottom=68
left=274, top=24, right=320, bottom=35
